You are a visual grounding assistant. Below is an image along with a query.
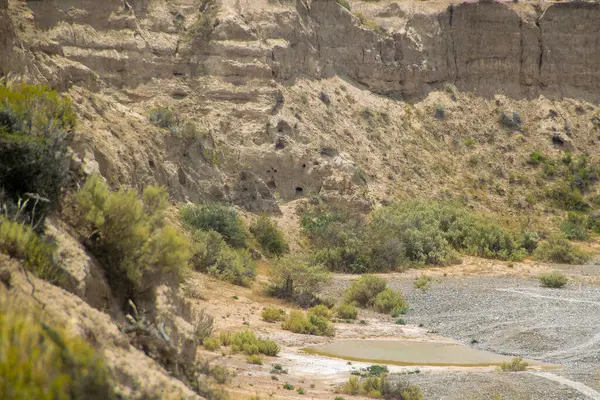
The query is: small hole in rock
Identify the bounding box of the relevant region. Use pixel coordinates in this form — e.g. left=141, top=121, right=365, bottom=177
left=148, top=160, right=155, bottom=168
left=295, top=187, right=304, bottom=195
left=275, top=138, right=285, bottom=150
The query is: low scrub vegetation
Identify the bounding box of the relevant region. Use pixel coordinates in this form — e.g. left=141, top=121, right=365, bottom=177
left=539, top=271, right=568, bottom=288
left=261, top=307, right=286, bottom=323
left=335, top=304, right=358, bottom=320
left=335, top=0, right=351, bottom=11
left=530, top=153, right=600, bottom=214
left=413, top=275, right=432, bottom=290
left=193, top=308, right=215, bottom=344
left=219, top=331, right=233, bottom=346
left=0, top=294, right=115, bottom=400
left=345, top=275, right=408, bottom=315
left=281, top=310, right=335, bottom=337
left=268, top=257, right=330, bottom=307
left=339, top=375, right=423, bottom=399
left=246, top=354, right=263, bottom=365
left=0, top=78, right=75, bottom=228
left=250, top=216, right=288, bottom=257
left=228, top=330, right=280, bottom=357
left=0, top=218, right=63, bottom=284
left=181, top=203, right=248, bottom=248
left=300, top=200, right=529, bottom=274
left=560, top=212, right=589, bottom=240
left=308, top=304, right=333, bottom=319
left=186, top=224, right=255, bottom=287
left=72, top=175, right=190, bottom=299
left=203, top=337, right=221, bottom=351
left=498, top=356, right=528, bottom=372
left=533, top=235, right=589, bottom=265
left=372, top=288, right=409, bottom=315
left=148, top=106, right=178, bottom=132
left=190, top=0, right=219, bottom=42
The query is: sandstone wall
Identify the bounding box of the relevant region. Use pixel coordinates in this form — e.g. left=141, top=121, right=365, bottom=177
left=14, top=0, right=600, bottom=102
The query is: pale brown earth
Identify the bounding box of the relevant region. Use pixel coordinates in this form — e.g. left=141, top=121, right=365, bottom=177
left=2, top=0, right=600, bottom=399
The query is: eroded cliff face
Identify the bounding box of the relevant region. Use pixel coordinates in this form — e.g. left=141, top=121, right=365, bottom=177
left=9, top=0, right=600, bottom=102
left=263, top=0, right=600, bottom=102
left=2, top=0, right=600, bottom=214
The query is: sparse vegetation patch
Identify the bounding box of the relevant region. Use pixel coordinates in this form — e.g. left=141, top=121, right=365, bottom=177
left=539, top=271, right=568, bottom=288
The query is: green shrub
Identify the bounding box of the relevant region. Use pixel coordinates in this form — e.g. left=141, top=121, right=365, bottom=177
left=342, top=376, right=360, bottom=395
left=539, top=271, right=568, bottom=288
left=499, top=356, right=528, bottom=372
left=527, top=151, right=545, bottom=166
left=283, top=383, right=294, bottom=390
left=560, top=212, right=589, bottom=240
left=308, top=304, right=332, bottom=320
left=209, top=369, right=230, bottom=386
left=261, top=307, right=286, bottom=323
left=194, top=308, right=215, bottom=344
left=0, top=294, right=115, bottom=400
left=270, top=364, right=288, bottom=374
left=258, top=339, right=280, bottom=357
left=190, top=229, right=227, bottom=270
left=335, top=0, right=351, bottom=11
left=546, top=184, right=589, bottom=211
left=203, top=337, right=221, bottom=351
left=296, top=387, right=305, bottom=395
left=190, top=0, right=218, bottom=41
left=568, top=155, right=599, bottom=193
left=372, top=288, right=408, bottom=315
left=521, top=230, right=540, bottom=254
left=365, top=365, right=389, bottom=377
left=499, top=110, right=522, bottom=128
left=0, top=79, right=75, bottom=228
left=344, top=275, right=387, bottom=307
left=392, top=384, right=423, bottom=400
left=207, top=247, right=256, bottom=287
left=362, top=376, right=382, bottom=396
left=371, top=201, right=525, bottom=264
left=230, top=330, right=280, bottom=356
left=268, top=257, right=330, bottom=307
left=336, top=304, right=358, bottom=320
left=413, top=275, right=432, bottom=290
left=148, top=106, right=177, bottom=132
left=246, top=355, right=263, bottom=365
left=381, top=378, right=423, bottom=399
left=181, top=203, right=248, bottom=248
left=189, top=229, right=256, bottom=287
left=533, top=235, right=589, bottom=264
left=302, top=201, right=525, bottom=273
left=281, top=310, right=335, bottom=337
left=219, top=331, right=233, bottom=346
left=196, top=375, right=230, bottom=400
left=300, top=205, right=373, bottom=273
left=250, top=216, right=288, bottom=257
left=0, top=218, right=62, bottom=283
left=74, top=175, right=190, bottom=298
left=395, top=318, right=406, bottom=325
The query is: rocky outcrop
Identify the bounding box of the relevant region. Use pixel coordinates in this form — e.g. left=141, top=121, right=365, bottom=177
left=2, top=0, right=600, bottom=213
left=270, top=0, right=600, bottom=102
left=19, top=0, right=600, bottom=101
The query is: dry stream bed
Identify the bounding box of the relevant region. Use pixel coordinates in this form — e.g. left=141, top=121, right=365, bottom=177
left=197, top=260, right=600, bottom=399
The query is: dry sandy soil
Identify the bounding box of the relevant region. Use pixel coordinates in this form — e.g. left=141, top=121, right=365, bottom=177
left=184, top=251, right=600, bottom=400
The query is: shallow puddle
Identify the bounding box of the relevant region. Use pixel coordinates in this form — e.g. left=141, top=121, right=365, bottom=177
left=304, top=340, right=524, bottom=367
